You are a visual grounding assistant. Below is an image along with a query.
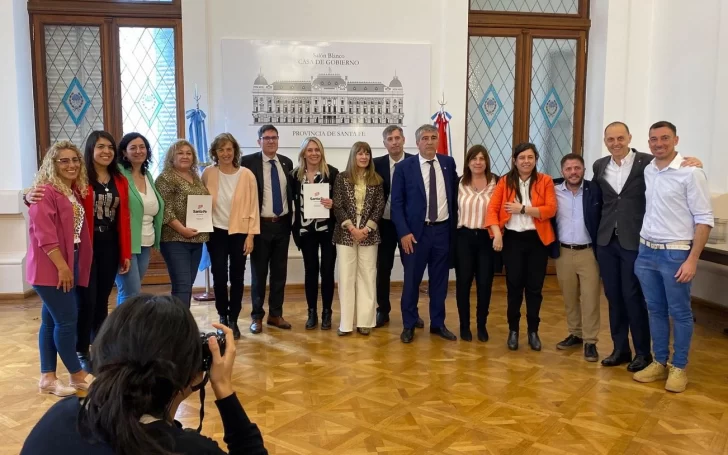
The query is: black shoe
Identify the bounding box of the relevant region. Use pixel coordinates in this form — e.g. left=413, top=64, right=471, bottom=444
left=321, top=309, right=332, bottom=330
left=556, top=334, right=583, bottom=350
left=430, top=325, right=457, bottom=341
left=528, top=332, right=542, bottom=351
left=375, top=311, right=390, bottom=328
left=477, top=327, right=489, bottom=342
left=219, top=314, right=229, bottom=327
left=627, top=354, right=653, bottom=372
left=601, top=350, right=632, bottom=367
left=230, top=320, right=241, bottom=340
left=401, top=328, right=415, bottom=343
left=460, top=327, right=472, bottom=342
left=305, top=308, right=318, bottom=330
left=77, top=352, right=92, bottom=374
left=415, top=317, right=425, bottom=329
left=507, top=331, right=519, bottom=350
left=584, top=343, right=598, bottom=362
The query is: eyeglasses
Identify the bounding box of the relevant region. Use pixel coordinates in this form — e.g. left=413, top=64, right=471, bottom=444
left=260, top=136, right=279, bottom=142
left=56, top=157, right=81, bottom=166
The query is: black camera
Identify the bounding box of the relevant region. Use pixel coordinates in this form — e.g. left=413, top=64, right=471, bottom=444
left=200, top=329, right=226, bottom=371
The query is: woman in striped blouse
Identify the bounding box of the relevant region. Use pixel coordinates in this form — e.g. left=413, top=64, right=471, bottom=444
left=455, top=145, right=499, bottom=342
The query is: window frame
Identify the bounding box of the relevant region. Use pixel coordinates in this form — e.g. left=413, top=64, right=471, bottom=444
left=28, top=0, right=183, bottom=161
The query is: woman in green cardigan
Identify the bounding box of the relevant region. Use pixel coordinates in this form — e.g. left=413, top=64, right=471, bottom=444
left=114, top=132, right=165, bottom=305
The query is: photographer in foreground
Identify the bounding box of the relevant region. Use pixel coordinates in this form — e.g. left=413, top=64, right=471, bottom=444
left=21, top=294, right=267, bottom=455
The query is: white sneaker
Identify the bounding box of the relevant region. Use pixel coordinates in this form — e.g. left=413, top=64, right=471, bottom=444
left=665, top=365, right=688, bottom=393
left=632, top=361, right=668, bottom=383
left=39, top=379, right=76, bottom=397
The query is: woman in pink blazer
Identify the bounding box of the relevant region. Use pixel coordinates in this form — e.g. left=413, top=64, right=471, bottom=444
left=26, top=141, right=93, bottom=396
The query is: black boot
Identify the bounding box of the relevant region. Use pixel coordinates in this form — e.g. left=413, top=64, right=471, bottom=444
left=230, top=319, right=241, bottom=340
left=321, top=309, right=332, bottom=330
left=219, top=314, right=229, bottom=327
left=306, top=308, right=318, bottom=330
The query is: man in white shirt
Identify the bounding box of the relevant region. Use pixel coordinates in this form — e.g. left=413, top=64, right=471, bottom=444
left=632, top=121, right=713, bottom=393
left=372, top=126, right=417, bottom=328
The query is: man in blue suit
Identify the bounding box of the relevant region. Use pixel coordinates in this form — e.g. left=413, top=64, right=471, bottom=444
left=391, top=124, right=459, bottom=343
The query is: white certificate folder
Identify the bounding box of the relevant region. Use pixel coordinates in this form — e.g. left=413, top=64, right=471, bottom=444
left=186, top=194, right=214, bottom=232
left=302, top=183, right=330, bottom=219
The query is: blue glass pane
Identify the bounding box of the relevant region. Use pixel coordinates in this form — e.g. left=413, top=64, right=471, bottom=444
left=44, top=25, right=104, bottom=145
left=119, top=27, right=178, bottom=176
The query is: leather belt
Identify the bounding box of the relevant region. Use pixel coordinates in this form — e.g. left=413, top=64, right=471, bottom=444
left=424, top=220, right=448, bottom=226
left=560, top=242, right=591, bottom=250
left=261, top=216, right=285, bottom=223
left=639, top=238, right=691, bottom=250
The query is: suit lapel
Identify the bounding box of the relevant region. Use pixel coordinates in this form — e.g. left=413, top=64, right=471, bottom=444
left=621, top=151, right=643, bottom=194
left=414, top=157, right=426, bottom=199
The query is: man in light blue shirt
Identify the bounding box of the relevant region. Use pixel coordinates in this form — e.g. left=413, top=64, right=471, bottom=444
left=632, top=121, right=713, bottom=393
left=551, top=154, right=602, bottom=362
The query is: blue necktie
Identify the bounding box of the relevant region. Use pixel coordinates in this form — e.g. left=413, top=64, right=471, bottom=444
left=270, top=160, right=283, bottom=216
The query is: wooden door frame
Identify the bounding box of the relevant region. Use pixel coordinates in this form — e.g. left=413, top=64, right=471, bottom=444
left=467, top=0, right=590, bottom=156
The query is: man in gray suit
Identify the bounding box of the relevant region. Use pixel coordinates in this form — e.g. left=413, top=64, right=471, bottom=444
left=592, top=121, right=701, bottom=372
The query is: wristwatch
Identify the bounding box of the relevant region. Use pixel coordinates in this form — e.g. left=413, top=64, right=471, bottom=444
left=520, top=205, right=526, bottom=214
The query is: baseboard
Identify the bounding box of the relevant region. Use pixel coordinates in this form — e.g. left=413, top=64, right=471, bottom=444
left=0, top=288, right=36, bottom=301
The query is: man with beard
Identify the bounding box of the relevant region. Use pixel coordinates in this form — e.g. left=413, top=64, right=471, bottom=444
left=551, top=153, right=602, bottom=362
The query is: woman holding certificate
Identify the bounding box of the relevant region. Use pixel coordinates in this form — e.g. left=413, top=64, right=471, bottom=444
left=332, top=141, right=385, bottom=336
left=202, top=133, right=260, bottom=339
left=291, top=137, right=339, bottom=331
left=156, top=139, right=211, bottom=307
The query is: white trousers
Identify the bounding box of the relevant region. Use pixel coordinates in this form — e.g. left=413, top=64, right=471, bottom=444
left=336, top=242, right=378, bottom=332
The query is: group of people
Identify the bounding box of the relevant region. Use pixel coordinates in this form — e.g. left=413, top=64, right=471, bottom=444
left=24, top=118, right=712, bottom=406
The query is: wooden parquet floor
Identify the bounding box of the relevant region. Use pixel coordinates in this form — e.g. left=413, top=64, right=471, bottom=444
left=2, top=277, right=728, bottom=454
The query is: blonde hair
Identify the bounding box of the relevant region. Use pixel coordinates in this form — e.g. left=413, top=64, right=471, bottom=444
left=343, top=141, right=382, bottom=186
left=295, top=137, right=330, bottom=181
left=162, top=139, right=200, bottom=177
left=32, top=141, right=89, bottom=198
left=209, top=133, right=241, bottom=167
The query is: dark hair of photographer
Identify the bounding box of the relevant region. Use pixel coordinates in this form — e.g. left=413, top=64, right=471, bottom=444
left=20, top=294, right=268, bottom=455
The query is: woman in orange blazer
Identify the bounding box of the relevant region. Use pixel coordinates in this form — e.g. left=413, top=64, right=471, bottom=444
left=485, top=142, right=557, bottom=352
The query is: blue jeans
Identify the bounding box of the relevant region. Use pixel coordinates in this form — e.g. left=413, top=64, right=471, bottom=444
left=115, top=247, right=152, bottom=305
left=33, top=284, right=83, bottom=374
left=160, top=242, right=202, bottom=307
left=634, top=244, right=694, bottom=369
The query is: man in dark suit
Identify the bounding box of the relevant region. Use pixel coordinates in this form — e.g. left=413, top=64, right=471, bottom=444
left=240, top=124, right=294, bottom=334
left=372, top=125, right=418, bottom=328
left=550, top=153, right=602, bottom=362
left=593, top=121, right=701, bottom=371
left=391, top=124, right=458, bottom=343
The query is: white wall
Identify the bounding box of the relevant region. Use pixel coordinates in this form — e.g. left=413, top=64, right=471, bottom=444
left=0, top=0, right=37, bottom=294
left=182, top=0, right=468, bottom=284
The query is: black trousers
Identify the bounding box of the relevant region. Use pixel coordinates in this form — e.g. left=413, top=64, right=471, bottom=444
left=299, top=229, right=336, bottom=311
left=455, top=228, right=495, bottom=330
left=207, top=227, right=248, bottom=320
left=376, top=218, right=403, bottom=316
left=502, top=229, right=548, bottom=333
left=250, top=219, right=290, bottom=319
left=597, top=235, right=651, bottom=356
left=76, top=230, right=119, bottom=354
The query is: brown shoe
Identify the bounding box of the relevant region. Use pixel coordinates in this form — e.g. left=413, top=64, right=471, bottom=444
left=250, top=319, right=263, bottom=334
left=267, top=316, right=292, bottom=329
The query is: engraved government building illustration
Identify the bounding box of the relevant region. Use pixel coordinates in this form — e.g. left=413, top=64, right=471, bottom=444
left=252, top=70, right=404, bottom=126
